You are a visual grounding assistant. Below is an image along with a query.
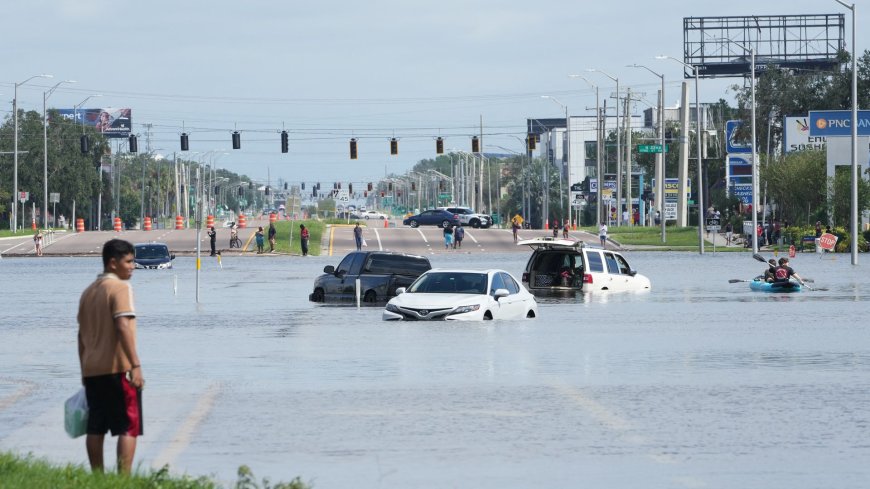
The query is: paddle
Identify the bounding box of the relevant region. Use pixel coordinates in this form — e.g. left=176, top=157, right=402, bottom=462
left=753, top=252, right=817, bottom=284
left=729, top=279, right=751, bottom=283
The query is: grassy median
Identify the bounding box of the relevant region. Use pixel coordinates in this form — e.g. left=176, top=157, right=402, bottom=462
left=580, top=225, right=735, bottom=250
left=0, top=451, right=310, bottom=489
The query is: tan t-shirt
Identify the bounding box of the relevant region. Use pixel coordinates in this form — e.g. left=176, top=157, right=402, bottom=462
left=78, top=273, right=137, bottom=377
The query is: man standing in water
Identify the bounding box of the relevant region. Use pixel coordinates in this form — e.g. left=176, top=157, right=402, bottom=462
left=77, top=239, right=144, bottom=474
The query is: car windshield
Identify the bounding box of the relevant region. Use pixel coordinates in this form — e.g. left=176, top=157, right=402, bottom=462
left=135, top=245, right=169, bottom=260
left=408, top=272, right=488, bottom=294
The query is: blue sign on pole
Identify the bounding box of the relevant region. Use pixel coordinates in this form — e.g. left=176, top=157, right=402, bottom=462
left=808, top=110, right=870, bottom=137
left=725, top=120, right=752, bottom=154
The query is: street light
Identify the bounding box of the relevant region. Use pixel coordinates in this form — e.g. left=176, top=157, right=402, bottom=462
left=13, top=73, right=53, bottom=232
left=542, top=95, right=571, bottom=230
left=833, top=0, right=858, bottom=265
left=43, top=79, right=76, bottom=229
left=587, top=69, right=623, bottom=225
left=627, top=64, right=666, bottom=243
left=656, top=54, right=708, bottom=254
left=73, top=94, right=103, bottom=129
left=568, top=75, right=602, bottom=230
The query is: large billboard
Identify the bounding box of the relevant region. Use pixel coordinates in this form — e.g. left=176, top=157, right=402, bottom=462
left=57, top=108, right=132, bottom=138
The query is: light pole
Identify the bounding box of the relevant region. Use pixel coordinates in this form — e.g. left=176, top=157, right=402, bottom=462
left=587, top=69, right=621, bottom=225
left=13, top=73, right=53, bottom=232
left=834, top=0, right=858, bottom=265
left=568, top=75, right=602, bottom=230
left=657, top=55, right=708, bottom=254
left=628, top=65, right=667, bottom=243
left=542, top=95, right=571, bottom=230
left=43, top=79, right=76, bottom=229
left=73, top=94, right=103, bottom=129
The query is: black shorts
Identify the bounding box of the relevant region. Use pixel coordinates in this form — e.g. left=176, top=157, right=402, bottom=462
left=83, top=372, right=143, bottom=437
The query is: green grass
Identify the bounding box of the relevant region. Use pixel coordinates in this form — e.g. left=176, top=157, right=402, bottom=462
left=244, top=220, right=325, bottom=256
left=0, top=452, right=311, bottom=489
left=580, top=225, right=739, bottom=249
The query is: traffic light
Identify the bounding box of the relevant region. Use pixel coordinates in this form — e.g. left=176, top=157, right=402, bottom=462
left=439, top=180, right=445, bottom=191
left=80, top=135, right=89, bottom=154
left=316, top=182, right=321, bottom=190
left=128, top=135, right=138, bottom=153
left=284, top=182, right=288, bottom=190
left=388, top=183, right=393, bottom=191
left=436, top=137, right=444, bottom=154
left=237, top=187, right=243, bottom=196
left=180, top=133, right=189, bottom=151
left=411, top=182, right=416, bottom=191
left=348, top=183, right=353, bottom=194
left=364, top=191, right=367, bottom=197
left=471, top=136, right=480, bottom=153
left=249, top=181, right=253, bottom=189
left=301, top=182, right=305, bottom=190
left=380, top=191, right=385, bottom=197
left=232, top=131, right=241, bottom=150
left=265, top=186, right=270, bottom=196
left=350, top=138, right=358, bottom=159
left=390, top=138, right=398, bottom=155
left=527, top=133, right=536, bottom=151
left=367, top=182, right=373, bottom=191
left=280, top=130, right=289, bottom=153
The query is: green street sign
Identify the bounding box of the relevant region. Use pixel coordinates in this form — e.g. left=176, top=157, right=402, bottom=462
left=439, top=193, right=451, bottom=200
left=638, top=144, right=665, bottom=154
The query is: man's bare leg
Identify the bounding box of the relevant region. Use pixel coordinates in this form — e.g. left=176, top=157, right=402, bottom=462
left=86, top=434, right=105, bottom=472
left=116, top=435, right=137, bottom=474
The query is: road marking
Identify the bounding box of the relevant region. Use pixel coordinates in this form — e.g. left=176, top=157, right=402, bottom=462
left=465, top=230, right=478, bottom=244
left=373, top=229, right=383, bottom=250
left=328, top=226, right=335, bottom=256
left=152, top=383, right=220, bottom=469
left=415, top=228, right=427, bottom=243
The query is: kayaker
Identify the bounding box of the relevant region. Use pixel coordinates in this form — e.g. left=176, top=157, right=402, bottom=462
left=763, top=259, right=777, bottom=282
left=773, top=257, right=806, bottom=286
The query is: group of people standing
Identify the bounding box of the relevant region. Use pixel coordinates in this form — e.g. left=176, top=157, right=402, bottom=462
left=442, top=222, right=465, bottom=249
left=207, top=222, right=311, bottom=256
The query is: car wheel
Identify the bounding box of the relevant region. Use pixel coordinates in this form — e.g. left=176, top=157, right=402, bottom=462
left=526, top=310, right=536, bottom=318
left=409, top=220, right=419, bottom=228
left=441, top=220, right=451, bottom=228
left=311, top=288, right=325, bottom=302
left=365, top=216, right=370, bottom=219
left=470, top=219, right=480, bottom=228
left=483, top=311, right=493, bottom=320
left=363, top=290, right=377, bottom=303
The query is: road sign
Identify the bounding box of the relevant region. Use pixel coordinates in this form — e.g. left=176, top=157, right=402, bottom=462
left=664, top=202, right=677, bottom=220
left=18, top=191, right=29, bottom=203
left=438, top=193, right=451, bottom=200
left=706, top=217, right=721, bottom=232
left=50, top=192, right=60, bottom=203
left=638, top=144, right=665, bottom=153
left=819, top=232, right=838, bottom=250
left=337, top=190, right=349, bottom=202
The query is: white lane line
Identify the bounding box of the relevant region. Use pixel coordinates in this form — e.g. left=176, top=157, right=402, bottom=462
left=151, top=383, right=220, bottom=469
left=373, top=229, right=383, bottom=250
left=465, top=230, right=479, bottom=244
left=415, top=228, right=428, bottom=243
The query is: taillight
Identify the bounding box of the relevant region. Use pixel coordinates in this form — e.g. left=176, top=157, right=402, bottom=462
left=522, top=272, right=529, bottom=282
left=583, top=273, right=593, bottom=284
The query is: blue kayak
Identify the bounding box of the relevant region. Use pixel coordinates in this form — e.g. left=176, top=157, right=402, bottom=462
left=749, top=279, right=802, bottom=293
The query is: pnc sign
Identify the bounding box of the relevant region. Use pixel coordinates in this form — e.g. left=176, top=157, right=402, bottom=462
left=808, top=110, right=870, bottom=137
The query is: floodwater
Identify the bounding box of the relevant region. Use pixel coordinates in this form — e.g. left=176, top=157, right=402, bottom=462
left=1, top=250, right=869, bottom=488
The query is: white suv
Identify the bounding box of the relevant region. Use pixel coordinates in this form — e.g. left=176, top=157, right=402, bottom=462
left=518, top=237, right=651, bottom=292
left=438, top=206, right=492, bottom=228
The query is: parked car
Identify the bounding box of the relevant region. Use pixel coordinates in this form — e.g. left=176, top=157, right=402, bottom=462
left=309, top=251, right=432, bottom=303
left=402, top=209, right=458, bottom=228
left=362, top=210, right=388, bottom=220
left=518, top=237, right=651, bottom=293
left=133, top=243, right=175, bottom=270
left=438, top=206, right=492, bottom=228
left=383, top=269, right=538, bottom=321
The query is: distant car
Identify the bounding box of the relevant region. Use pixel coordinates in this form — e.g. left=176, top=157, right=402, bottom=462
left=518, top=237, right=651, bottom=293
left=362, top=210, right=388, bottom=220
left=438, top=206, right=492, bottom=228
left=133, top=243, right=175, bottom=270
left=402, top=209, right=458, bottom=228
left=383, top=269, right=538, bottom=321
left=310, top=251, right=432, bottom=303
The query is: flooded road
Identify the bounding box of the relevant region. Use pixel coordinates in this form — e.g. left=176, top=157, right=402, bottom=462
left=1, top=251, right=868, bottom=488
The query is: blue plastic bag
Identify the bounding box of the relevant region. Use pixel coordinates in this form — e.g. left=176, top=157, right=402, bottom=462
left=64, top=388, right=89, bottom=438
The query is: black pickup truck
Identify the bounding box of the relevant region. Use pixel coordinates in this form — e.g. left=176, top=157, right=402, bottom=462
left=309, top=251, right=431, bottom=303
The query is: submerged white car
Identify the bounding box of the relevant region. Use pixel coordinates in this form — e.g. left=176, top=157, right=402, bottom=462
left=383, top=269, right=538, bottom=321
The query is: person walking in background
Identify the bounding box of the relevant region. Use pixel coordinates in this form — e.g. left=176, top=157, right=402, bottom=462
left=268, top=223, right=277, bottom=252
left=77, top=239, right=144, bottom=474
left=724, top=221, right=733, bottom=246
left=599, top=223, right=608, bottom=248
left=454, top=223, right=465, bottom=249
left=353, top=222, right=363, bottom=251
left=511, top=216, right=521, bottom=243
left=33, top=230, right=44, bottom=256
left=207, top=226, right=217, bottom=256
left=255, top=226, right=265, bottom=254
left=300, top=224, right=310, bottom=256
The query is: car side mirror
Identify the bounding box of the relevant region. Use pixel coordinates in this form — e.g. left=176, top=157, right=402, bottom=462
left=324, top=265, right=335, bottom=274
left=494, top=288, right=510, bottom=299
left=170, top=254, right=176, bottom=260
left=395, top=287, right=406, bottom=295
left=628, top=269, right=637, bottom=277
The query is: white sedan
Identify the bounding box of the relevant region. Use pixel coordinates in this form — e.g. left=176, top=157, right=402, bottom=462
left=383, top=269, right=538, bottom=321
left=362, top=210, right=388, bottom=220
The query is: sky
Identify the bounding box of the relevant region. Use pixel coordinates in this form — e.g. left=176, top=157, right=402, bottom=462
left=2, top=0, right=864, bottom=188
